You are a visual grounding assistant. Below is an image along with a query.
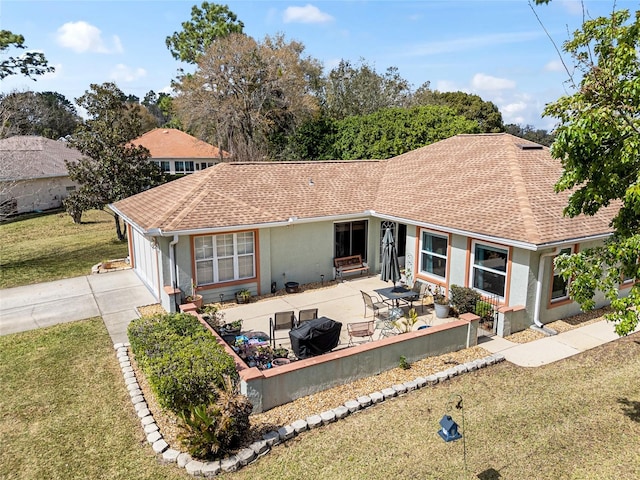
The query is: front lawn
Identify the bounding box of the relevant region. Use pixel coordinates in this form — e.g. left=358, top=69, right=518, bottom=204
left=0, top=209, right=128, bottom=288
left=2, top=317, right=638, bottom=479
left=0, top=318, right=187, bottom=480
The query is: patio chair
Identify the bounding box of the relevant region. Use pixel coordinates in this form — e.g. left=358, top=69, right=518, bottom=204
left=269, top=311, right=295, bottom=348
left=409, top=281, right=430, bottom=312
left=295, top=308, right=318, bottom=327
left=361, top=290, right=389, bottom=318
left=347, top=320, right=375, bottom=346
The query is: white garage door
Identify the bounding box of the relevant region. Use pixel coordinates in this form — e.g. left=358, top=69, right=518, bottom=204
left=131, top=227, right=160, bottom=299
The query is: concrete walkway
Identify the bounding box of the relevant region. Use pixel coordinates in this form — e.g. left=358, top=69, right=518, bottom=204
left=0, top=269, right=156, bottom=343
left=1, top=269, right=635, bottom=366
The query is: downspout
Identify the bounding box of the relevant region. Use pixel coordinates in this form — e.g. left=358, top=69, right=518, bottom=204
left=169, top=235, right=179, bottom=312
left=533, top=247, right=561, bottom=334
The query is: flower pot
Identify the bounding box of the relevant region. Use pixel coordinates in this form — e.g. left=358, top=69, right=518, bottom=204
left=434, top=302, right=450, bottom=319
left=186, top=294, right=203, bottom=308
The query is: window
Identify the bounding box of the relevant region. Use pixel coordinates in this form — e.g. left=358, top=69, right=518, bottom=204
left=335, top=220, right=368, bottom=259
left=551, top=247, right=573, bottom=301
left=65, top=185, right=76, bottom=192
left=175, top=161, right=195, bottom=174
left=194, top=232, right=255, bottom=285
left=419, top=230, right=448, bottom=279
left=472, top=242, right=508, bottom=297
left=159, top=161, right=170, bottom=173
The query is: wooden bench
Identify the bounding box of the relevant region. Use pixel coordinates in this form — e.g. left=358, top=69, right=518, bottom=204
left=334, top=255, right=369, bottom=281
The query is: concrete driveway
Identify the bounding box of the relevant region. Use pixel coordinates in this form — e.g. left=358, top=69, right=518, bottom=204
left=0, top=269, right=156, bottom=343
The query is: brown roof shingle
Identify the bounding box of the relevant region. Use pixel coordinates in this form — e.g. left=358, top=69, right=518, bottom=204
left=112, top=133, right=616, bottom=246
left=130, top=128, right=229, bottom=159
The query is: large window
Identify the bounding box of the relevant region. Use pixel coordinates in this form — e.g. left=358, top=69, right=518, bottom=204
left=551, top=247, right=573, bottom=301
left=175, top=161, right=195, bottom=174
left=335, top=220, right=368, bottom=259
left=195, top=232, right=255, bottom=285
left=472, top=242, right=508, bottom=297
left=419, top=230, right=448, bottom=279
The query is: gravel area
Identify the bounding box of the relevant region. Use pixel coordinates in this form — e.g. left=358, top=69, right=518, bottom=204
left=505, top=306, right=612, bottom=343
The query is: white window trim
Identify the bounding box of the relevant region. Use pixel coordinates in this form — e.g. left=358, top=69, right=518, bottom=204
left=551, top=246, right=574, bottom=303
left=419, top=229, right=448, bottom=281
left=194, top=232, right=256, bottom=286
left=470, top=240, right=509, bottom=300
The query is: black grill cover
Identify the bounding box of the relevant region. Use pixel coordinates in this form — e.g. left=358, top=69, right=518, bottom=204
left=289, top=317, right=342, bottom=359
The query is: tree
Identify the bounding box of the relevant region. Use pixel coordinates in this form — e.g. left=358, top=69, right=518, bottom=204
left=504, top=123, right=555, bottom=146
left=323, top=60, right=412, bottom=120
left=0, top=30, right=54, bottom=80
left=543, top=8, right=640, bottom=335
left=65, top=82, right=165, bottom=239
left=174, top=32, right=322, bottom=161
left=165, top=2, right=244, bottom=64
left=333, top=105, right=479, bottom=160
left=0, top=91, right=80, bottom=139
left=412, top=87, right=504, bottom=133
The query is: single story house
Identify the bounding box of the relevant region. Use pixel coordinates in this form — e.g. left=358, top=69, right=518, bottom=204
left=111, top=133, right=626, bottom=336
left=130, top=128, right=230, bottom=175
left=0, top=135, right=83, bottom=216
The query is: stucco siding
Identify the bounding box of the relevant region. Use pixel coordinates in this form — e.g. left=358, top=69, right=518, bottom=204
left=269, top=221, right=335, bottom=289
left=2, top=177, right=77, bottom=214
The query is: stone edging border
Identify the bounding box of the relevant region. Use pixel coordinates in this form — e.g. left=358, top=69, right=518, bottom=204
left=114, top=342, right=505, bottom=477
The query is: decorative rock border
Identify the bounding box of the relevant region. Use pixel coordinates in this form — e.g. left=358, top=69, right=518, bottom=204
left=114, top=342, right=505, bottom=477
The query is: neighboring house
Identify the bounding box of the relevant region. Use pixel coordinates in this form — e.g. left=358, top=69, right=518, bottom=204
left=0, top=136, right=83, bottom=216
left=111, top=133, right=627, bottom=336
left=130, top=128, right=230, bottom=175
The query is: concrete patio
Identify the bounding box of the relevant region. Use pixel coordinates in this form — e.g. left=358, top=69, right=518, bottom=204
left=211, top=275, right=457, bottom=351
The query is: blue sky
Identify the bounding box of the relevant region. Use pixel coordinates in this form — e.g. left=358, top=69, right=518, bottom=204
left=2, top=0, right=631, bottom=129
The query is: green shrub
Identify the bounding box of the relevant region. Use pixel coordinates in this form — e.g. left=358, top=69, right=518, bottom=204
left=450, top=285, right=482, bottom=314
left=128, top=313, right=238, bottom=414
left=178, top=376, right=253, bottom=459
left=475, top=300, right=494, bottom=321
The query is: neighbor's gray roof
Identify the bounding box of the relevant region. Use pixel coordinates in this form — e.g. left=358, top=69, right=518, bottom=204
left=0, top=136, right=85, bottom=181
left=112, top=133, right=617, bottom=246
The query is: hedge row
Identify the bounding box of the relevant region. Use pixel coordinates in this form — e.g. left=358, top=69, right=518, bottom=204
left=128, top=313, right=237, bottom=414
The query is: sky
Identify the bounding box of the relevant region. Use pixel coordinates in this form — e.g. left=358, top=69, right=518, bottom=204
left=1, top=0, right=632, bottom=130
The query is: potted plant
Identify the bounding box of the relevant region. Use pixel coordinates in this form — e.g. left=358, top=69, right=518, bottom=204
left=393, top=307, right=421, bottom=333
left=185, top=282, right=203, bottom=308
left=235, top=288, right=252, bottom=304
left=222, top=319, right=243, bottom=335
left=432, top=285, right=450, bottom=318
left=198, top=304, right=224, bottom=331
left=273, top=345, right=289, bottom=358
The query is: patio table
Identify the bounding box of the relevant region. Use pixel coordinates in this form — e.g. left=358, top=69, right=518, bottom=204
left=374, top=286, right=416, bottom=309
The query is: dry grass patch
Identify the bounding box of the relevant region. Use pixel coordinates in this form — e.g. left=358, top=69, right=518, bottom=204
left=227, top=333, right=640, bottom=480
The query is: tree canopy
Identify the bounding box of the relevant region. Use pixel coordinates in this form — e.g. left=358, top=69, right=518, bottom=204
left=65, top=82, right=165, bottom=238
left=174, top=32, right=322, bottom=161
left=0, top=91, right=80, bottom=139
left=544, top=8, right=639, bottom=335
left=0, top=30, right=54, bottom=80
left=165, top=2, right=244, bottom=64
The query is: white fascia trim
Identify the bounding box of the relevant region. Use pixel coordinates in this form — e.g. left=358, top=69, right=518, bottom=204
left=373, top=213, right=614, bottom=252
left=373, top=213, right=538, bottom=251
left=142, top=213, right=370, bottom=237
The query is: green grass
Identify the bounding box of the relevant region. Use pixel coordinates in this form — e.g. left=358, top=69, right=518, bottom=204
left=2, top=318, right=638, bottom=480
left=0, top=209, right=128, bottom=288
left=0, top=319, right=188, bottom=480
left=226, top=335, right=640, bottom=480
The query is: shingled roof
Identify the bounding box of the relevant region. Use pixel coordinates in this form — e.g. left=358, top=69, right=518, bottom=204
left=0, top=136, right=85, bottom=181
left=130, top=128, right=229, bottom=159
left=112, top=133, right=617, bottom=247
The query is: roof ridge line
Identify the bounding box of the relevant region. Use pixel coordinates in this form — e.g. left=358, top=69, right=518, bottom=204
left=506, top=142, right=540, bottom=244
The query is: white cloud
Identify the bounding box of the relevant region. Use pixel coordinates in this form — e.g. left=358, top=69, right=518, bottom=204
left=502, top=101, right=527, bottom=114
left=283, top=4, right=333, bottom=24
left=561, top=0, right=584, bottom=16
left=56, top=21, right=122, bottom=54
left=544, top=59, right=565, bottom=72
left=159, top=85, right=175, bottom=95
left=471, top=73, right=516, bottom=92
left=110, top=64, right=146, bottom=82
left=406, top=31, right=541, bottom=57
